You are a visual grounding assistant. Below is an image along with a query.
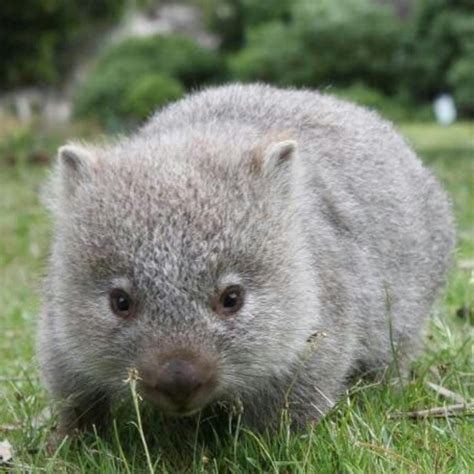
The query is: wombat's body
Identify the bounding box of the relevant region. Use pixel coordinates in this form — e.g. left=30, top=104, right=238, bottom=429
left=38, top=84, right=454, bottom=434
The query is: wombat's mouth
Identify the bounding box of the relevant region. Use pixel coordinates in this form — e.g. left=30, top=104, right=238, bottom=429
left=163, top=407, right=202, bottom=418
left=140, top=383, right=215, bottom=417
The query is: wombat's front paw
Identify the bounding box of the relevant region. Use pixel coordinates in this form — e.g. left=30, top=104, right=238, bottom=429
left=45, top=425, right=79, bottom=455
left=44, top=398, right=110, bottom=453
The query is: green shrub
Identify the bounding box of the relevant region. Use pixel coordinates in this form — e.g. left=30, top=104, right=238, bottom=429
left=293, top=0, right=402, bottom=93
left=197, top=0, right=292, bottom=51
left=229, top=0, right=403, bottom=93
left=73, top=34, right=222, bottom=130
left=121, top=74, right=184, bottom=122
left=399, top=0, right=474, bottom=114
left=228, top=22, right=306, bottom=86
left=97, top=34, right=223, bottom=88
left=221, top=0, right=474, bottom=119
left=448, top=56, right=474, bottom=117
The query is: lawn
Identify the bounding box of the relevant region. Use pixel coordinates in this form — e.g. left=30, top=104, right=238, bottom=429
left=0, top=119, right=472, bottom=472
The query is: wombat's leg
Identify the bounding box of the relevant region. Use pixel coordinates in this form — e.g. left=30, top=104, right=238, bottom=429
left=237, top=373, right=346, bottom=431
left=285, top=352, right=354, bottom=427
left=286, top=382, right=342, bottom=427
left=60, top=391, right=110, bottom=432
left=47, top=391, right=110, bottom=452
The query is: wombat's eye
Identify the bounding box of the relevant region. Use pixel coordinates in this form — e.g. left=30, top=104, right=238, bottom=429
left=110, top=289, right=133, bottom=318
left=213, top=285, right=245, bottom=317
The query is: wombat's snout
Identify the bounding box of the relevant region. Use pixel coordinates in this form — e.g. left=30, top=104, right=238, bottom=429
left=139, top=352, right=218, bottom=415
left=157, top=359, right=208, bottom=400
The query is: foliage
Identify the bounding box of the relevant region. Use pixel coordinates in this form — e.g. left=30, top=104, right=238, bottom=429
left=196, top=0, right=292, bottom=51
left=122, top=74, right=184, bottom=122
left=291, top=0, right=402, bottom=94
left=73, top=34, right=222, bottom=130
left=228, top=22, right=304, bottom=86
left=223, top=0, right=474, bottom=118
left=3, top=0, right=474, bottom=119
left=95, top=34, right=223, bottom=89
left=448, top=56, right=474, bottom=117
left=229, top=0, right=403, bottom=94
left=0, top=0, right=127, bottom=90
left=399, top=0, right=474, bottom=115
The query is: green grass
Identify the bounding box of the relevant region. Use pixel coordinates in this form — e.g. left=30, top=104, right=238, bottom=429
left=0, top=120, right=472, bottom=473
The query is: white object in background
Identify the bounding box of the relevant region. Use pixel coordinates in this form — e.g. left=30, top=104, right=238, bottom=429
left=15, top=93, right=32, bottom=122
left=0, top=439, right=13, bottom=464
left=433, top=94, right=457, bottom=126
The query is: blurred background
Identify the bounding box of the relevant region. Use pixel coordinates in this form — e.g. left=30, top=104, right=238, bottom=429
left=0, top=0, right=473, bottom=134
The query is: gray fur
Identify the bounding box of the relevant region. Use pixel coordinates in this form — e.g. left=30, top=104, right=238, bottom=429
left=37, top=84, right=455, bottom=432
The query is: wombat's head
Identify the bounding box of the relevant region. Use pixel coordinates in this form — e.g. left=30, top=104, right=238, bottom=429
left=45, top=131, right=319, bottom=416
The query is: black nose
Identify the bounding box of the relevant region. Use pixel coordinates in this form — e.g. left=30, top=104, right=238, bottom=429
left=156, top=358, right=206, bottom=403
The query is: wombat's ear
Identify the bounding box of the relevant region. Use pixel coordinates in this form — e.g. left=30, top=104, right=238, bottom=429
left=261, top=140, right=297, bottom=176
left=57, top=145, right=96, bottom=193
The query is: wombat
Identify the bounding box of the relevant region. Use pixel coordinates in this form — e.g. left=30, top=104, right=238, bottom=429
left=37, top=84, right=455, bottom=437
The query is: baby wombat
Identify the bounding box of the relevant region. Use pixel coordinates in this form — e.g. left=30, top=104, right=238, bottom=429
left=37, top=84, right=454, bottom=437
